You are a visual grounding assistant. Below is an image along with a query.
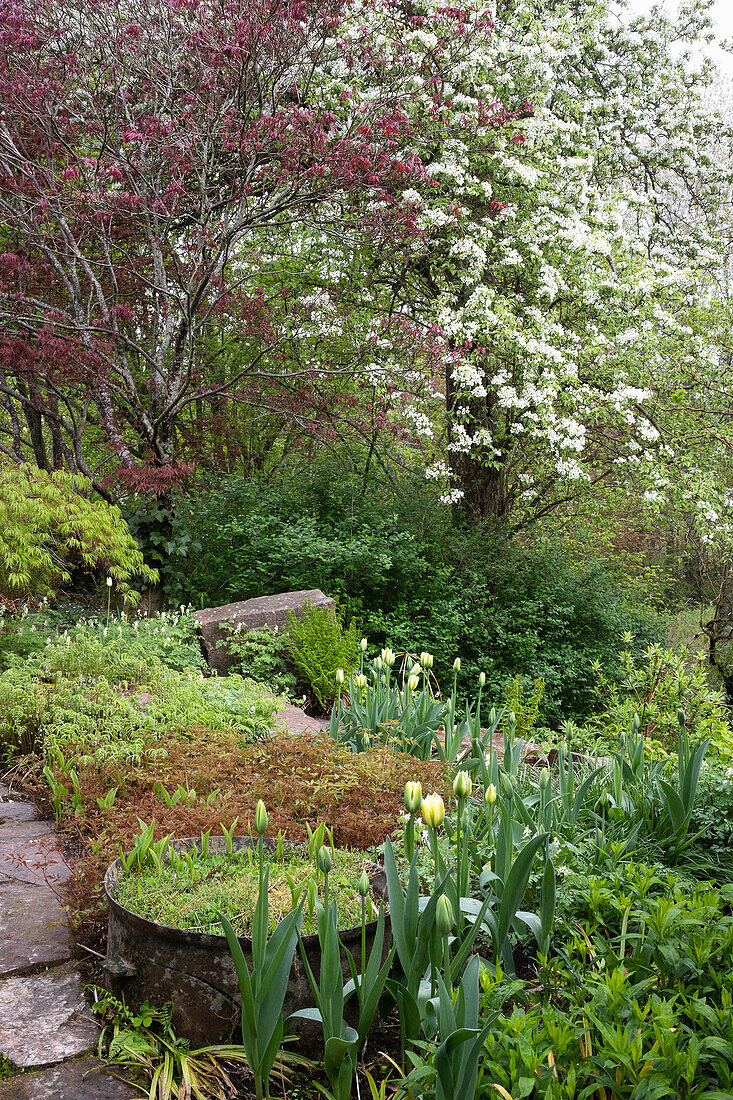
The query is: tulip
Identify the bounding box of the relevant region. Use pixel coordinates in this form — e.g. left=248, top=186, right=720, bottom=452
left=254, top=799, right=268, bottom=836
left=335, top=668, right=345, bottom=686
left=485, top=783, right=498, bottom=805
left=360, top=637, right=368, bottom=652
left=419, top=651, right=434, bottom=669
left=404, top=780, right=423, bottom=814
left=354, top=673, right=368, bottom=689
left=317, top=845, right=332, bottom=875
left=479, top=671, right=486, bottom=687
left=421, top=793, right=445, bottom=829
left=538, top=767, right=551, bottom=791
left=106, top=576, right=113, bottom=587
left=358, top=868, right=370, bottom=898
left=452, top=770, right=472, bottom=799
left=453, top=657, right=461, bottom=673
left=436, top=893, right=453, bottom=936
left=381, top=647, right=396, bottom=667
left=407, top=673, right=420, bottom=691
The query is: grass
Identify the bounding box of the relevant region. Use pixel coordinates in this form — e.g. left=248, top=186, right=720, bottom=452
left=114, top=844, right=380, bottom=936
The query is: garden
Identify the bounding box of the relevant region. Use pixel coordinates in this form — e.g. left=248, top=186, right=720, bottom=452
left=2, top=0, right=733, bottom=1094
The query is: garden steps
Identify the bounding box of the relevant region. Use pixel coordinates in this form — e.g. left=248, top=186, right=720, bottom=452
left=0, top=783, right=136, bottom=1099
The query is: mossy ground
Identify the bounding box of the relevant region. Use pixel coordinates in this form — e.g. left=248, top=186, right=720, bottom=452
left=115, top=844, right=380, bottom=935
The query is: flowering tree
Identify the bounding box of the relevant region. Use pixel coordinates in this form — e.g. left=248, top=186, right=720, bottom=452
left=369, top=0, right=733, bottom=527
left=0, top=0, right=499, bottom=497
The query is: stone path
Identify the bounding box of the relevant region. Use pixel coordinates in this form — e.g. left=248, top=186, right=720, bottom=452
left=0, top=783, right=136, bottom=1100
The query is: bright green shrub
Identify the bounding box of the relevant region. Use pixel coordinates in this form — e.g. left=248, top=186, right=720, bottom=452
left=0, top=465, right=157, bottom=599
left=286, top=603, right=360, bottom=709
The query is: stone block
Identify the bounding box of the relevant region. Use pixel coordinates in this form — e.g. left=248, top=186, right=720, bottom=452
left=0, top=964, right=99, bottom=1067
left=0, top=1058, right=138, bottom=1099
left=194, top=589, right=335, bottom=673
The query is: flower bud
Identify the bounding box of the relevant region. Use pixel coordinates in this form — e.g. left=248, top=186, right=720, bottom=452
left=485, top=783, right=497, bottom=805
left=501, top=773, right=514, bottom=799
left=254, top=799, right=268, bottom=836
left=453, top=657, right=461, bottom=673
left=360, top=637, right=368, bottom=652
left=317, top=845, right=332, bottom=875
left=479, top=671, right=486, bottom=687
left=358, top=868, right=370, bottom=898
left=354, top=673, right=368, bottom=689
left=335, top=668, right=345, bottom=685
left=677, top=707, right=686, bottom=727
left=407, top=674, right=420, bottom=691
left=452, top=770, right=472, bottom=799
left=381, top=647, right=396, bottom=667
left=538, top=768, right=551, bottom=791
left=106, top=576, right=113, bottom=587
left=410, top=664, right=422, bottom=678
left=420, top=651, right=434, bottom=669
left=421, top=793, right=445, bottom=829
left=436, top=894, right=453, bottom=936
left=404, top=780, right=423, bottom=814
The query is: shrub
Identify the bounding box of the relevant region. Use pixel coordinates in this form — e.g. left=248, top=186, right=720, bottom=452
left=286, top=602, right=360, bottom=709
left=217, top=624, right=298, bottom=696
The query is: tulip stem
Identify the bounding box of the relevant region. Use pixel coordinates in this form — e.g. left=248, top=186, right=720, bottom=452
left=405, top=813, right=415, bottom=864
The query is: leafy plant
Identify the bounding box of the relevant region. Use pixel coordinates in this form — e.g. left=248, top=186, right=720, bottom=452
left=286, top=602, right=360, bottom=710
left=218, top=624, right=298, bottom=696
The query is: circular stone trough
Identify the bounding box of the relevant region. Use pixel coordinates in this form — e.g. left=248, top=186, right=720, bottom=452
left=104, top=836, right=388, bottom=1046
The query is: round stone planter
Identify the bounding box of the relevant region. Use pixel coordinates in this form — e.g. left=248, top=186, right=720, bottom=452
left=104, top=835, right=388, bottom=1047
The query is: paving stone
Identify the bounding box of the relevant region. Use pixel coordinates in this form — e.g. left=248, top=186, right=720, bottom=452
left=0, top=803, right=38, bottom=826
left=0, top=822, right=71, bottom=887
left=0, top=876, right=71, bottom=976
left=0, top=964, right=99, bottom=1067
left=274, top=700, right=329, bottom=735
left=0, top=1058, right=138, bottom=1099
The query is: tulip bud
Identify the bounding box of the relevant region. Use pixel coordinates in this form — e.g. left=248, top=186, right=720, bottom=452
left=631, top=713, right=640, bottom=734
left=479, top=671, right=486, bottom=687
left=354, top=673, right=368, bottom=689
left=421, top=793, right=445, bottom=829
left=410, top=664, right=422, bottom=678
left=360, top=637, right=368, bottom=652
left=677, top=707, right=686, bottom=727
left=501, top=774, right=514, bottom=799
left=485, top=783, right=497, bottom=805
left=538, top=768, right=551, bottom=791
left=436, top=893, right=453, bottom=936
left=358, top=868, right=370, bottom=898
left=317, top=845, right=332, bottom=875
left=453, top=657, right=461, bottom=673
left=336, top=668, right=345, bottom=685
left=407, top=674, right=420, bottom=691
left=381, top=647, right=396, bottom=667
left=106, top=576, right=113, bottom=587
left=452, top=770, right=472, bottom=799
left=254, top=799, right=268, bottom=836
left=420, top=651, right=434, bottom=669
left=404, top=780, right=423, bottom=814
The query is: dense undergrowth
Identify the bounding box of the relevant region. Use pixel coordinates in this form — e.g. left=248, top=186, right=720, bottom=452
left=134, top=471, right=664, bottom=725
left=2, top=600, right=733, bottom=1099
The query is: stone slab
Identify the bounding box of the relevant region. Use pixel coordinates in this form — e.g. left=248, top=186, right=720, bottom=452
left=274, top=700, right=330, bottom=736
left=0, top=823, right=71, bottom=887
left=0, top=802, right=37, bottom=826
left=0, top=964, right=99, bottom=1067
left=0, top=876, right=71, bottom=976
left=0, top=1058, right=138, bottom=1099
left=195, top=588, right=335, bottom=673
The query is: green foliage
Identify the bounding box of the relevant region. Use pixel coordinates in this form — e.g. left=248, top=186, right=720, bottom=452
left=286, top=603, right=360, bottom=710
left=589, top=643, right=733, bottom=757
left=0, top=633, right=281, bottom=761
left=502, top=676, right=544, bottom=743
left=165, top=472, right=663, bottom=724
left=0, top=465, right=157, bottom=599
left=219, top=624, right=298, bottom=696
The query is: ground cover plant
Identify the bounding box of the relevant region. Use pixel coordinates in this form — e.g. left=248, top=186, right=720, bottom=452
left=2, top=597, right=733, bottom=1098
